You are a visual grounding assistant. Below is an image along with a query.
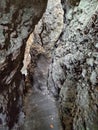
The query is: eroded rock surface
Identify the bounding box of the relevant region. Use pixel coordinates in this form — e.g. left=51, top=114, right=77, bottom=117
left=30, top=0, right=98, bottom=130
left=28, top=0, right=64, bottom=95
left=0, top=0, right=47, bottom=129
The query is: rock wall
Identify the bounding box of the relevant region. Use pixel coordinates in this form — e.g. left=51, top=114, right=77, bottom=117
left=28, top=0, right=64, bottom=95
left=0, top=0, right=47, bottom=129
left=30, top=0, right=98, bottom=129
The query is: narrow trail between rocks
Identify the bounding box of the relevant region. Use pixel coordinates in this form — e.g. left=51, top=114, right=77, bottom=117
left=22, top=88, right=63, bottom=130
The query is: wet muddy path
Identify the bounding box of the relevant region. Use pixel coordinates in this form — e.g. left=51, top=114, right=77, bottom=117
left=22, top=88, right=63, bottom=130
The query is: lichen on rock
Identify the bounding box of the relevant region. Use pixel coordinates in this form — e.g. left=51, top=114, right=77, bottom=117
left=30, top=0, right=98, bottom=129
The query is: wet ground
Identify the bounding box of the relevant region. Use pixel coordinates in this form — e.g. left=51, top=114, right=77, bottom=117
left=22, top=88, right=63, bottom=130
left=18, top=34, right=63, bottom=130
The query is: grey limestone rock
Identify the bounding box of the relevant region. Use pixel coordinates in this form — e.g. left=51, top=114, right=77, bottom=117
left=31, top=0, right=98, bottom=129
left=0, top=0, right=47, bottom=129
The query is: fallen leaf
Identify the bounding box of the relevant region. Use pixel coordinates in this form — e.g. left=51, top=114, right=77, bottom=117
left=50, top=124, right=54, bottom=129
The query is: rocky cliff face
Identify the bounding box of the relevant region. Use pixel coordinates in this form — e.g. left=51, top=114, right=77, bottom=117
left=0, top=0, right=47, bottom=129
left=28, top=0, right=64, bottom=95
left=30, top=0, right=98, bottom=129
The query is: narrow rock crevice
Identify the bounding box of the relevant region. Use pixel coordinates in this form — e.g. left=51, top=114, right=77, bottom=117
left=27, top=0, right=98, bottom=130
left=1, top=0, right=98, bottom=130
